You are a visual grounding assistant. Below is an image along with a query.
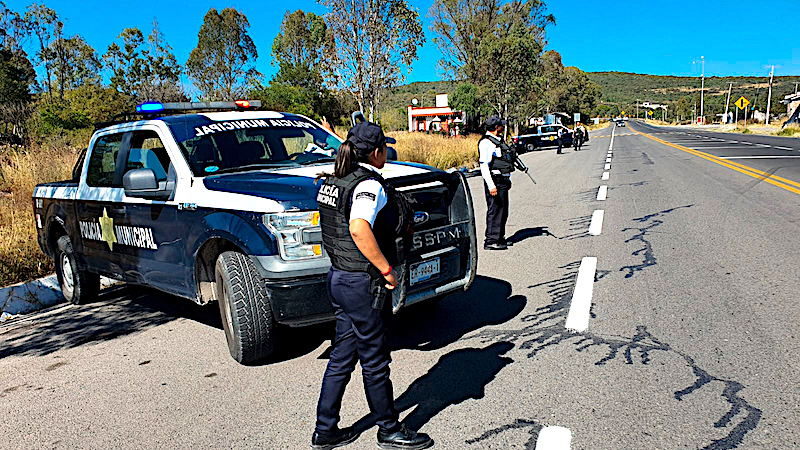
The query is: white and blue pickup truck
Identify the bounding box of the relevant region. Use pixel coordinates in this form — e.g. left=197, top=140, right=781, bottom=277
left=32, top=102, right=478, bottom=364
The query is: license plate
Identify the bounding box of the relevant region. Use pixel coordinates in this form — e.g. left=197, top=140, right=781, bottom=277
left=410, top=258, right=440, bottom=285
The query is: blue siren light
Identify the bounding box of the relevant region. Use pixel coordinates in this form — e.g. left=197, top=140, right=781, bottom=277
left=136, top=102, right=165, bottom=113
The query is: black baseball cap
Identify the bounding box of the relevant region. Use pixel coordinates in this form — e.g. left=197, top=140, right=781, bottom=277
left=485, top=116, right=506, bottom=127
left=346, top=121, right=396, bottom=152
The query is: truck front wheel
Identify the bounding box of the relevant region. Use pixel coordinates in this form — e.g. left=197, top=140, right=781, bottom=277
left=55, top=235, right=99, bottom=305
left=214, top=251, right=275, bottom=364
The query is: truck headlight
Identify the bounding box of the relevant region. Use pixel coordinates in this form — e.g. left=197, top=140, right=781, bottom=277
left=263, top=211, right=324, bottom=260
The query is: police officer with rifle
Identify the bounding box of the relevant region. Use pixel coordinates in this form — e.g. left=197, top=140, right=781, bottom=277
left=313, top=122, right=433, bottom=450
left=478, top=116, right=534, bottom=251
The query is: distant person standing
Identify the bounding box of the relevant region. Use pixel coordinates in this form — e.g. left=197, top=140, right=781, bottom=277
left=573, top=124, right=584, bottom=151
left=556, top=126, right=564, bottom=154
left=478, top=116, right=513, bottom=250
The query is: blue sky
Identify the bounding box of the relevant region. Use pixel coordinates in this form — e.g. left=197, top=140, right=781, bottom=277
left=6, top=0, right=800, bottom=84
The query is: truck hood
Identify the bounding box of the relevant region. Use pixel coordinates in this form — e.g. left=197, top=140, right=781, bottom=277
left=203, top=162, right=441, bottom=211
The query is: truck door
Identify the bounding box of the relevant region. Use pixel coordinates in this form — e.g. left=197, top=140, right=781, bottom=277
left=75, top=131, right=129, bottom=276
left=118, top=129, right=187, bottom=296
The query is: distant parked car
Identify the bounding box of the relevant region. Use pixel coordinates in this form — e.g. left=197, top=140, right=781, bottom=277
left=513, top=124, right=574, bottom=152
left=616, top=120, right=626, bottom=127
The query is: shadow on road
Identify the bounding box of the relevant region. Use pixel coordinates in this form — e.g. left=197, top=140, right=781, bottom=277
left=353, top=341, right=514, bottom=433
left=0, top=285, right=178, bottom=359
left=391, top=275, right=526, bottom=351
left=506, top=227, right=557, bottom=244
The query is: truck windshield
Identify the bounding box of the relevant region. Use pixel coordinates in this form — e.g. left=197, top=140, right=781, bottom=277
left=165, top=115, right=342, bottom=176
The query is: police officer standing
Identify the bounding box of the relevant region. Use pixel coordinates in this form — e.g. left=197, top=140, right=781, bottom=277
left=313, top=121, right=433, bottom=450
left=556, top=126, right=564, bottom=154
left=479, top=116, right=513, bottom=250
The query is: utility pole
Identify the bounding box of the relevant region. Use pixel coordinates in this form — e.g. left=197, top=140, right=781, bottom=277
left=700, top=56, right=705, bottom=124
left=766, top=65, right=774, bottom=125
left=724, top=82, right=732, bottom=124
left=636, top=100, right=639, bottom=119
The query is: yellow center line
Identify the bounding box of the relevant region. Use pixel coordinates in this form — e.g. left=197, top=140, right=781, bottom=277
left=632, top=129, right=800, bottom=195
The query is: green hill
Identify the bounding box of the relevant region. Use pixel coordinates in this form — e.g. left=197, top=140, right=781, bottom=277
left=587, top=71, right=800, bottom=116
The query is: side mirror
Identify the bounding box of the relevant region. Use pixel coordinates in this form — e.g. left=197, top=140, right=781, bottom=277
left=123, top=168, right=171, bottom=200
left=386, top=146, right=398, bottom=161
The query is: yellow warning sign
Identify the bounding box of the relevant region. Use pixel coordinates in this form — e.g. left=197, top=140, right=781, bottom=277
left=734, top=96, right=750, bottom=110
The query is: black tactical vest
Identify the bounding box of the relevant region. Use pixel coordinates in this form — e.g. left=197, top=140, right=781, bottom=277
left=317, top=166, right=400, bottom=275
left=480, top=134, right=516, bottom=175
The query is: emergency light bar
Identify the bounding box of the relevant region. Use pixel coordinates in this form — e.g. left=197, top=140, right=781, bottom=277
left=134, top=100, right=262, bottom=113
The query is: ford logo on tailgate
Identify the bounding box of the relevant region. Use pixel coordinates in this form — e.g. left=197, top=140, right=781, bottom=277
left=413, top=211, right=430, bottom=225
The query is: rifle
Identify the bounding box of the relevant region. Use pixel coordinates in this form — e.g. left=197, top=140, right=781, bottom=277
left=510, top=142, right=537, bottom=185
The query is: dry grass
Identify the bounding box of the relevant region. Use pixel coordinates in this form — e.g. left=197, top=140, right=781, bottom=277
left=776, top=124, right=800, bottom=137
left=0, top=144, right=80, bottom=286
left=389, top=131, right=480, bottom=170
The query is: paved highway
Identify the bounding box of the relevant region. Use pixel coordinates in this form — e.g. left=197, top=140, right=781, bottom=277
left=2, top=120, right=799, bottom=449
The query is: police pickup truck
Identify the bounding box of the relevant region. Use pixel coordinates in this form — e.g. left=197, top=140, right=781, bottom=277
left=32, top=101, right=478, bottom=364
left=513, top=124, right=575, bottom=152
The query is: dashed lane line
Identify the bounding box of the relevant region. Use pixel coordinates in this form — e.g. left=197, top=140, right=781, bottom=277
left=564, top=256, right=598, bottom=332
left=604, top=163, right=611, bottom=170
left=597, top=185, right=607, bottom=200
left=588, top=210, right=604, bottom=235
left=605, top=157, right=612, bottom=163
left=535, top=426, right=572, bottom=450
left=602, top=172, right=609, bottom=180
left=775, top=146, right=794, bottom=151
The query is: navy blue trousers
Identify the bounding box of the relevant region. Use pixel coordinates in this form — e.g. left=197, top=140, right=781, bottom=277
left=484, top=177, right=511, bottom=245
left=315, top=268, right=398, bottom=433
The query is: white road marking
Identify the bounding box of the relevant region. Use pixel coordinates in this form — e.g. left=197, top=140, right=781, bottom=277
left=609, top=128, right=615, bottom=151
left=535, top=426, right=572, bottom=450
left=605, top=157, right=612, bottom=163
left=604, top=163, right=611, bottom=170
left=775, top=146, right=794, bottom=151
left=719, top=156, right=800, bottom=159
left=588, top=210, right=604, bottom=235
left=564, top=257, right=598, bottom=332
left=602, top=172, right=609, bottom=180
left=597, top=185, right=607, bottom=200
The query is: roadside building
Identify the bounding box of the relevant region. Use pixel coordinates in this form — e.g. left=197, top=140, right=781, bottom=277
left=407, top=94, right=464, bottom=134
left=782, top=93, right=800, bottom=126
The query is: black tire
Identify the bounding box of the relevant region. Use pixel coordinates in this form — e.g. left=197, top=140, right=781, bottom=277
left=55, top=235, right=99, bottom=305
left=215, top=251, right=275, bottom=364
left=526, top=143, right=536, bottom=153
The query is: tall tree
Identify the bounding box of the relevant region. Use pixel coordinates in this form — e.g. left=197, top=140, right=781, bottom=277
left=104, top=21, right=183, bottom=102
left=429, top=0, right=553, bottom=81
left=48, top=35, right=101, bottom=98
left=322, top=0, right=425, bottom=121
left=24, top=3, right=60, bottom=97
left=272, top=10, right=327, bottom=89
left=187, top=7, right=258, bottom=100
left=0, top=2, right=28, bottom=55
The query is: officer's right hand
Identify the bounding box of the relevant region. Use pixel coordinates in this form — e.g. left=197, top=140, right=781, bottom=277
left=490, top=188, right=498, bottom=196
left=384, top=270, right=399, bottom=290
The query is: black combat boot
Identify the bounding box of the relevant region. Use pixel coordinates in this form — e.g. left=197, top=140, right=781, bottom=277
left=311, top=427, right=359, bottom=449
left=377, top=424, right=434, bottom=449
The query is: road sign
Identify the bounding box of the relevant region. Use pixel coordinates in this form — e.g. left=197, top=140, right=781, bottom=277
left=648, top=110, right=653, bottom=115
left=734, top=96, right=750, bottom=110
left=621, top=111, right=625, bottom=115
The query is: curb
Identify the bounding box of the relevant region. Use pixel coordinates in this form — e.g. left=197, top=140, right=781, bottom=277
left=0, top=275, right=118, bottom=322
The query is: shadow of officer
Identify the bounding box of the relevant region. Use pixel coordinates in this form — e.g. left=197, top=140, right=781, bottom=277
left=353, top=342, right=515, bottom=433
left=390, top=276, right=526, bottom=352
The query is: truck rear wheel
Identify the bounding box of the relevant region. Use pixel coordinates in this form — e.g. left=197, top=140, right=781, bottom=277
left=214, top=251, right=275, bottom=364
left=55, top=235, right=99, bottom=305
